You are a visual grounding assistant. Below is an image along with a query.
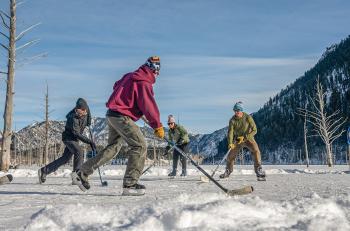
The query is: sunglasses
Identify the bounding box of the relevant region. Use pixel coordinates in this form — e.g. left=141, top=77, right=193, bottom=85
left=167, top=122, right=174, bottom=125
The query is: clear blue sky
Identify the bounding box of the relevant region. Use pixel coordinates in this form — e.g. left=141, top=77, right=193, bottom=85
left=0, top=0, right=349, bottom=134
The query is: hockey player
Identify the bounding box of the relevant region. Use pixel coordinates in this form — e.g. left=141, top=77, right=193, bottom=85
left=220, top=102, right=266, bottom=181
left=38, top=98, right=95, bottom=184
left=166, top=115, right=190, bottom=177
left=72, top=56, right=164, bottom=196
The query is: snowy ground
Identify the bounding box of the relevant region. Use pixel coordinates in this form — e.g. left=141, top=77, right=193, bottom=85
left=1, top=165, right=350, bottom=231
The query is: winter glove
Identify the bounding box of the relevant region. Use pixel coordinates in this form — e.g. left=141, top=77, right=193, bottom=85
left=228, top=143, right=235, bottom=150
left=236, top=136, right=244, bottom=144
left=154, top=126, right=165, bottom=139
left=176, top=139, right=185, bottom=146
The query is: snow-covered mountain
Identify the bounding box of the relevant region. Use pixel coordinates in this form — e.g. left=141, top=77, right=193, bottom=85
left=14, top=117, right=223, bottom=158
left=187, top=127, right=228, bottom=157
left=15, top=117, right=168, bottom=150
left=251, top=36, right=350, bottom=164
left=14, top=120, right=65, bottom=150
left=190, top=35, right=350, bottom=163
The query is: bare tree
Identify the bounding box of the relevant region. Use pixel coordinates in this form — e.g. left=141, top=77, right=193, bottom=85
left=348, top=128, right=350, bottom=169
left=44, top=83, right=49, bottom=165
left=297, top=78, right=347, bottom=167
left=0, top=1, right=42, bottom=170
left=0, top=0, right=17, bottom=171
left=303, top=104, right=310, bottom=167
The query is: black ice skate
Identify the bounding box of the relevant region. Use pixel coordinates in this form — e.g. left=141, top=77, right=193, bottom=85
left=168, top=170, right=176, bottom=178
left=256, top=166, right=266, bottom=181
left=122, top=183, right=146, bottom=196
left=219, top=169, right=231, bottom=179
left=180, top=170, right=187, bottom=177
left=38, top=168, right=47, bottom=184
left=71, top=171, right=90, bottom=192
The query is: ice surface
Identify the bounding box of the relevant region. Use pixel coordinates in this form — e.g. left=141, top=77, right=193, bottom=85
left=0, top=165, right=349, bottom=230
left=1, top=165, right=349, bottom=178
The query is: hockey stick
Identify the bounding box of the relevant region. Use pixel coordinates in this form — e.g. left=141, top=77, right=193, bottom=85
left=88, top=128, right=108, bottom=187
left=211, top=148, right=232, bottom=177
left=141, top=146, right=174, bottom=175
left=200, top=148, right=232, bottom=183
left=164, top=138, right=253, bottom=196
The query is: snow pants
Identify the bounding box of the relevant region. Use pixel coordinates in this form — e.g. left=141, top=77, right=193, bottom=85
left=43, top=140, right=83, bottom=175
left=80, top=115, right=147, bottom=187
left=172, top=143, right=188, bottom=172
left=226, top=139, right=262, bottom=173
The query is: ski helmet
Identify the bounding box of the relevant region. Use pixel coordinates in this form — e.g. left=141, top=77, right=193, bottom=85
left=145, top=56, right=161, bottom=74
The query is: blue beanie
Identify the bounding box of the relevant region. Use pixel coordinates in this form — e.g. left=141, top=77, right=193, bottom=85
left=233, top=102, right=243, bottom=112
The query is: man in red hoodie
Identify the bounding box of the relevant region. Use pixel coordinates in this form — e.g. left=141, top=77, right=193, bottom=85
left=72, top=56, right=164, bottom=196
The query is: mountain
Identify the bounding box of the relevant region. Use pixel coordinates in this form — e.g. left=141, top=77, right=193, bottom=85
left=210, top=35, right=350, bottom=164
left=14, top=117, right=225, bottom=160
left=187, top=127, right=228, bottom=157
left=14, top=118, right=168, bottom=151
left=254, top=35, right=350, bottom=163
left=185, top=35, right=350, bottom=164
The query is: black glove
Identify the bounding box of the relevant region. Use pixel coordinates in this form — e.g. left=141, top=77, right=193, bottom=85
left=176, top=139, right=184, bottom=146
left=90, top=142, right=97, bottom=152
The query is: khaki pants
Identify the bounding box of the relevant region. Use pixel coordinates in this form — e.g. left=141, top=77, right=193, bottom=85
left=80, top=115, right=147, bottom=186
left=226, top=139, right=262, bottom=173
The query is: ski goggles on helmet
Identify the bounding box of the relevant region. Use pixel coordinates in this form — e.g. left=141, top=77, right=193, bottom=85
left=145, top=56, right=161, bottom=74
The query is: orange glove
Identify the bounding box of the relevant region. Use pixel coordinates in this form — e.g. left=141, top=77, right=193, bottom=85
left=154, top=127, right=165, bottom=139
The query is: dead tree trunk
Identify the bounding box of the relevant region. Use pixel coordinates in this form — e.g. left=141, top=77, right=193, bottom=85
left=44, top=84, right=49, bottom=165
left=1, top=0, right=16, bottom=171
left=303, top=109, right=310, bottom=167
left=316, top=83, right=333, bottom=167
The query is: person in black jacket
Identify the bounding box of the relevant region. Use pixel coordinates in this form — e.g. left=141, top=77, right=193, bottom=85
left=38, top=98, right=96, bottom=184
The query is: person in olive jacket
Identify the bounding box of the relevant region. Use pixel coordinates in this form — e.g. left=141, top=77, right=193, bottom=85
left=38, top=98, right=95, bottom=184
left=220, top=102, right=266, bottom=181
left=166, top=115, right=190, bottom=177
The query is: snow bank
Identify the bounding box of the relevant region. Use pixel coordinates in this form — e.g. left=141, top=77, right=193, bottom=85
left=1, top=168, right=73, bottom=178
left=1, top=166, right=348, bottom=178
left=25, top=193, right=350, bottom=231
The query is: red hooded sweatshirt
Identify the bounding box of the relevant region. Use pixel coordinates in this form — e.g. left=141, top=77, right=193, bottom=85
left=106, top=65, right=162, bottom=129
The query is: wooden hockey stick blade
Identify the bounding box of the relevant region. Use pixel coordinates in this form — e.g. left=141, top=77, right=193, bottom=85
left=226, top=186, right=254, bottom=196
left=199, top=175, right=210, bottom=183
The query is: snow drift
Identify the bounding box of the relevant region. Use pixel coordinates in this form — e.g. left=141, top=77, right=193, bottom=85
left=25, top=193, right=350, bottom=231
